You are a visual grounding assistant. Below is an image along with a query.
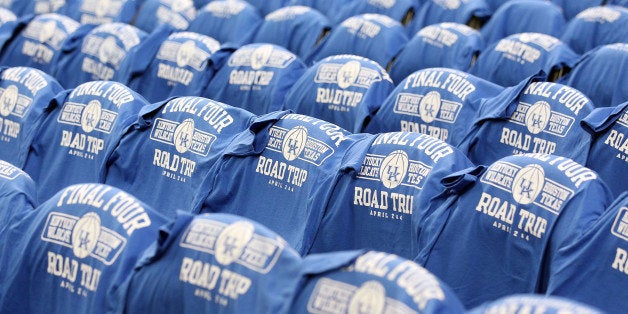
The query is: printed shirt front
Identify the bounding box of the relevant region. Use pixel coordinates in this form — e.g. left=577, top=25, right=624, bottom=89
left=389, top=22, right=484, bottom=84
left=307, top=13, right=409, bottom=69
left=292, top=251, right=466, bottom=314
left=204, top=43, right=307, bottom=115
left=458, top=76, right=594, bottom=166
left=469, top=32, right=579, bottom=87
left=546, top=192, right=628, bottom=314
left=52, top=22, right=148, bottom=88
left=134, top=0, right=196, bottom=32
left=557, top=43, right=628, bottom=108
left=103, top=96, right=256, bottom=218
left=308, top=132, right=474, bottom=259
left=22, top=81, right=149, bottom=203
left=561, top=6, right=628, bottom=55
left=4, top=0, right=73, bottom=16
left=130, top=31, right=222, bottom=103
left=0, top=183, right=168, bottom=314
left=64, top=0, right=141, bottom=25
left=330, top=0, right=419, bottom=25
left=292, top=0, right=357, bottom=22
left=406, top=0, right=491, bottom=37
left=283, top=54, right=395, bottom=133
left=113, top=213, right=303, bottom=314
left=580, top=102, right=628, bottom=198
left=252, top=6, right=331, bottom=60
left=0, top=67, right=64, bottom=168
left=550, top=0, right=605, bottom=20
left=241, top=0, right=286, bottom=16
left=187, top=0, right=262, bottom=46
left=0, top=13, right=80, bottom=74
left=192, top=113, right=366, bottom=255
left=0, top=160, right=37, bottom=232
left=365, top=67, right=503, bottom=146
left=416, top=154, right=614, bottom=308
left=469, top=294, right=604, bottom=314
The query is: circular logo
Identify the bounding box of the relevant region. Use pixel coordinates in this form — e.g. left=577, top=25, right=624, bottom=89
left=512, top=164, right=545, bottom=205
left=173, top=118, right=195, bottom=154
left=379, top=150, right=409, bottom=189
left=98, top=36, right=117, bottom=64
left=176, top=40, right=196, bottom=68
left=81, top=100, right=102, bottom=133
left=171, top=0, right=193, bottom=12
left=94, top=0, right=110, bottom=17
left=348, top=281, right=386, bottom=314
left=214, top=221, right=255, bottom=266
left=71, top=212, right=102, bottom=259
left=525, top=101, right=551, bottom=134
left=39, top=20, right=57, bottom=43
left=419, top=91, right=441, bottom=123
left=282, top=126, right=308, bottom=161
left=337, top=60, right=361, bottom=89
left=0, top=85, right=19, bottom=117
left=251, top=44, right=273, bottom=70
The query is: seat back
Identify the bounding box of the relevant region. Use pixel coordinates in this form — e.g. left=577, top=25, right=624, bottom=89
left=561, top=6, right=628, bottom=55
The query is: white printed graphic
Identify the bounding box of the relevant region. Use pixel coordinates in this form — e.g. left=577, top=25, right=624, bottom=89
left=315, top=62, right=383, bottom=89
left=57, top=101, right=117, bottom=134
left=266, top=126, right=334, bottom=166
left=228, top=44, right=296, bottom=69
left=71, top=213, right=102, bottom=259
left=394, top=92, right=462, bottom=125
left=511, top=164, right=545, bottom=205
left=0, top=85, right=19, bottom=117
left=433, top=0, right=460, bottom=9
left=150, top=118, right=216, bottom=157
left=337, top=61, right=361, bottom=89
left=379, top=150, right=409, bottom=189
left=98, top=36, right=123, bottom=65
left=282, top=126, right=308, bottom=161
left=0, top=160, right=21, bottom=180
left=348, top=281, right=386, bottom=314
left=357, top=151, right=431, bottom=191
left=508, top=101, right=575, bottom=137
left=157, top=39, right=213, bottom=71
left=173, top=118, right=195, bottom=154
left=251, top=45, right=274, bottom=70
left=612, top=207, right=628, bottom=242
left=214, top=221, right=255, bottom=266
left=419, top=91, right=442, bottom=123
left=80, top=100, right=102, bottom=133
left=39, top=20, right=58, bottom=44
left=524, top=101, right=551, bottom=135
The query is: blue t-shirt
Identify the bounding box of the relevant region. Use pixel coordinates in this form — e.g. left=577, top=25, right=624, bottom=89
left=416, top=154, right=614, bottom=308
left=128, top=31, right=223, bottom=103
left=561, top=6, right=628, bottom=55
left=0, top=183, right=169, bottom=314
left=330, top=0, right=419, bottom=25
left=551, top=0, right=605, bottom=20
left=406, top=0, right=492, bottom=37
left=0, top=13, right=80, bottom=74
left=458, top=75, right=595, bottom=166
left=0, top=67, right=64, bottom=167
left=557, top=43, right=628, bottom=108
left=0, top=160, right=37, bottom=232
left=308, top=132, right=474, bottom=259
left=469, top=32, right=579, bottom=87
left=192, top=113, right=367, bottom=254
left=580, top=102, right=628, bottom=198
left=389, top=22, right=484, bottom=84
left=22, top=81, right=149, bottom=203
left=291, top=0, right=358, bottom=21
left=103, top=96, right=256, bottom=218
left=252, top=6, right=331, bottom=60
left=64, top=0, right=142, bottom=25
left=204, top=43, right=307, bottom=115
left=187, top=0, right=262, bottom=47
left=291, top=250, right=467, bottom=314
left=112, top=212, right=303, bottom=314
left=307, top=13, right=409, bottom=69
left=480, top=0, right=566, bottom=46
left=284, top=54, right=395, bottom=133
left=134, top=0, right=196, bottom=32
left=4, top=0, right=73, bottom=16
left=364, top=68, right=504, bottom=147
left=52, top=22, right=149, bottom=88
left=469, top=294, right=604, bottom=314
left=241, top=0, right=286, bottom=16
left=546, top=192, right=628, bottom=314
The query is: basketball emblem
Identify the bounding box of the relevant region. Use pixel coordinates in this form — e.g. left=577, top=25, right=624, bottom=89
left=98, top=36, right=117, bottom=64
left=419, top=91, right=441, bottom=123
left=94, top=0, right=110, bottom=17
left=337, top=60, right=361, bottom=89
left=170, top=0, right=193, bottom=12
left=0, top=85, right=18, bottom=117
left=81, top=100, right=102, bottom=133
left=512, top=164, right=545, bottom=205
left=379, top=150, right=409, bottom=189
left=282, top=126, right=308, bottom=161
left=176, top=40, right=196, bottom=68
left=71, top=212, right=102, bottom=259
left=434, top=0, right=460, bottom=9
left=525, top=101, right=551, bottom=134
left=348, top=281, right=386, bottom=314
left=251, top=44, right=273, bottom=70
left=174, top=118, right=195, bottom=154
left=38, top=20, right=57, bottom=43
left=215, top=221, right=255, bottom=266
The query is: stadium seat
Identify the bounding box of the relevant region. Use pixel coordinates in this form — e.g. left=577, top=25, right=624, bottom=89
left=102, top=96, right=256, bottom=217
left=469, top=32, right=579, bottom=87
left=191, top=113, right=367, bottom=255
left=188, top=0, right=262, bottom=47
left=22, top=81, right=149, bottom=203
left=203, top=43, right=307, bottom=115
left=0, top=67, right=63, bottom=167
left=557, top=43, right=628, bottom=108
left=406, top=0, right=492, bottom=36
left=307, top=132, right=474, bottom=259
left=364, top=68, right=503, bottom=147
left=0, top=183, right=169, bottom=314
left=561, top=6, right=628, bottom=55
left=389, top=22, right=484, bottom=84
left=469, top=294, right=604, bottom=313
left=457, top=76, right=595, bottom=166
left=0, top=160, right=37, bottom=231
left=546, top=192, right=628, bottom=314
left=252, top=6, right=331, bottom=60
left=283, top=54, right=394, bottom=133
left=415, top=154, right=614, bottom=308
left=63, top=0, right=141, bottom=25
left=112, top=212, right=303, bottom=313
left=580, top=101, right=628, bottom=198
left=134, top=0, right=196, bottom=32
left=291, top=250, right=466, bottom=313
